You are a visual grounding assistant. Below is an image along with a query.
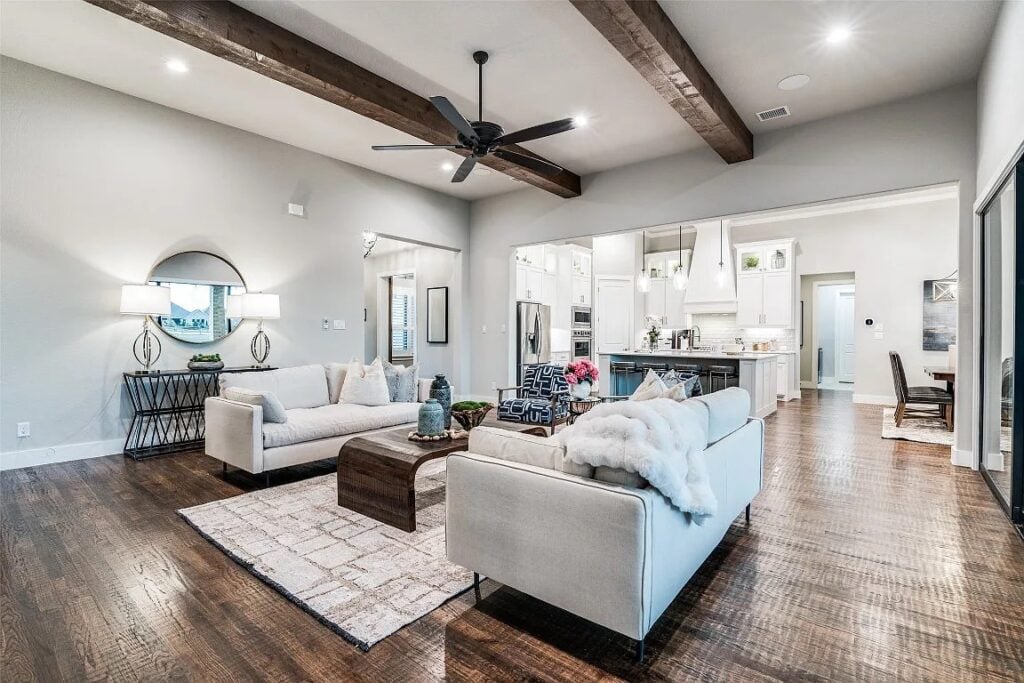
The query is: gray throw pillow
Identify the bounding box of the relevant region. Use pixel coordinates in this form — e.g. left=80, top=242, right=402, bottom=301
left=682, top=374, right=703, bottom=398
left=222, top=387, right=288, bottom=423
left=661, top=370, right=680, bottom=388
left=382, top=360, right=419, bottom=402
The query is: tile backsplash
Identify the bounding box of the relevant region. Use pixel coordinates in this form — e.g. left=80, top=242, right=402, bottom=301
left=689, top=313, right=797, bottom=350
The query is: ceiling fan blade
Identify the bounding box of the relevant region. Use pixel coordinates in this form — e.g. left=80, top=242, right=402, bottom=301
left=493, top=149, right=563, bottom=176
left=430, top=96, right=478, bottom=141
left=451, top=155, right=477, bottom=183
left=496, top=118, right=575, bottom=146
left=371, top=144, right=461, bottom=151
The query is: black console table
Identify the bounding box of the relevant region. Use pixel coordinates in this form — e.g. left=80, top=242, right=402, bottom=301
left=123, top=366, right=274, bottom=460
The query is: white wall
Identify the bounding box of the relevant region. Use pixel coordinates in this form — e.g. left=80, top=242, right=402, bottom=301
left=0, top=58, right=469, bottom=468
left=731, top=200, right=958, bottom=402
left=469, top=84, right=977, bottom=448
left=976, top=0, right=1024, bottom=198
left=362, top=245, right=460, bottom=381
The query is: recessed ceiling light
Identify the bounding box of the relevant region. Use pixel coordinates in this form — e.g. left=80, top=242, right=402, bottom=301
left=440, top=162, right=454, bottom=172
left=572, top=115, right=589, bottom=128
left=777, top=74, right=811, bottom=91
left=826, top=26, right=851, bottom=44
left=165, top=58, right=189, bottom=73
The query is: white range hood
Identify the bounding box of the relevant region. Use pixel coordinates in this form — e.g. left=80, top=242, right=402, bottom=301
left=683, top=220, right=737, bottom=313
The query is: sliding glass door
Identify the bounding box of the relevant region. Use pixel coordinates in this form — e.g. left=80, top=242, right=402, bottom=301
left=979, top=159, right=1022, bottom=530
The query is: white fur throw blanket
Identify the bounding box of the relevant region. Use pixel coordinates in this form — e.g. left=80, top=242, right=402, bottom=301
left=557, top=398, right=717, bottom=519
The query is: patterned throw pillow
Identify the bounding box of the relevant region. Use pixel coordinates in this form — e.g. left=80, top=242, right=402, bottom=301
left=382, top=360, right=419, bottom=403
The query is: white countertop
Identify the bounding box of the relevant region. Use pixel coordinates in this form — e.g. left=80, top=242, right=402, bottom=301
left=599, top=350, right=780, bottom=361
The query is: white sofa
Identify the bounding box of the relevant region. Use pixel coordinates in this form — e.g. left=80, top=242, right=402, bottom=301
left=204, top=364, right=439, bottom=478
left=445, top=388, right=763, bottom=660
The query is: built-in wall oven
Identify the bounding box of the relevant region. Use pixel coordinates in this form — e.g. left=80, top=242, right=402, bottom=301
left=571, top=329, right=592, bottom=360
left=571, top=306, right=592, bottom=328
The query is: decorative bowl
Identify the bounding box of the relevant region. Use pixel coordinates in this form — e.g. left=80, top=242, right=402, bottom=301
left=188, top=360, right=225, bottom=371
left=451, top=405, right=493, bottom=432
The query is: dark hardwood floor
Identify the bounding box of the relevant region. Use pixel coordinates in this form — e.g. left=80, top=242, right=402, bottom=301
left=3, top=391, right=1023, bottom=681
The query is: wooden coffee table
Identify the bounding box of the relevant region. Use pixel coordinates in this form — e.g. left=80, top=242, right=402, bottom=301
left=337, top=418, right=547, bottom=532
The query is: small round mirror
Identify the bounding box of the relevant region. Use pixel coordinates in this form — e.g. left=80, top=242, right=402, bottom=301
left=147, top=251, right=246, bottom=344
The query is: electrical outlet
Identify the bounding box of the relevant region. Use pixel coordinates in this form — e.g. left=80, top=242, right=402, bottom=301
left=333, top=319, right=346, bottom=330
left=500, top=324, right=507, bottom=333
left=322, top=318, right=330, bottom=330
left=17, top=422, right=30, bottom=438
left=481, top=325, right=488, bottom=334
left=490, top=381, right=497, bottom=390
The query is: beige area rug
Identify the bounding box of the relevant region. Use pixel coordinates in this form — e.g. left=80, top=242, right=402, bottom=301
left=880, top=408, right=953, bottom=446
left=178, top=459, right=472, bottom=650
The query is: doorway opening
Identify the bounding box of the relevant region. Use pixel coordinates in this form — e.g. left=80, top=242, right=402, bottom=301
left=800, top=274, right=856, bottom=392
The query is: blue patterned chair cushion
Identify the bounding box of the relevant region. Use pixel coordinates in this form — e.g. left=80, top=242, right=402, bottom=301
left=497, top=398, right=569, bottom=424
left=498, top=364, right=570, bottom=425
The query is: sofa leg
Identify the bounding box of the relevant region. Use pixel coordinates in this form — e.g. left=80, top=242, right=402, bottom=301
left=222, top=461, right=228, bottom=476
left=635, top=637, right=645, bottom=663
left=264, top=471, right=271, bottom=488
left=473, top=572, right=481, bottom=602
left=745, top=504, right=751, bottom=524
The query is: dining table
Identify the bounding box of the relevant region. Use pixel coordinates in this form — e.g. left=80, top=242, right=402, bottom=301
left=925, top=366, right=956, bottom=394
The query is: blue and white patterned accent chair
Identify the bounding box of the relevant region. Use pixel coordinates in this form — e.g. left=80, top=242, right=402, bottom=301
left=497, top=364, right=570, bottom=434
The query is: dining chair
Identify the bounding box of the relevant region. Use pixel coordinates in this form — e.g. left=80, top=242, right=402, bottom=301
left=889, top=351, right=953, bottom=431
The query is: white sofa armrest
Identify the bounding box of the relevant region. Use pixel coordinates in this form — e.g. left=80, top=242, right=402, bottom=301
left=446, top=452, right=656, bottom=640
left=204, top=397, right=264, bottom=473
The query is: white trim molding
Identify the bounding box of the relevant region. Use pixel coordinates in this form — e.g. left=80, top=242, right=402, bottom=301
left=1, top=438, right=123, bottom=471
left=951, top=448, right=976, bottom=469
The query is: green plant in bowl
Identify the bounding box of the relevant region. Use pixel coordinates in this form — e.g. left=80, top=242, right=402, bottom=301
left=743, top=255, right=760, bottom=270
left=450, top=401, right=494, bottom=431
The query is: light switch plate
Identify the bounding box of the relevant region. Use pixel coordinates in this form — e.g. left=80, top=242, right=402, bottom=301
left=17, top=422, right=30, bottom=438
left=333, top=320, right=346, bottom=330
left=875, top=323, right=885, bottom=331
left=481, top=325, right=488, bottom=334
left=873, top=331, right=884, bottom=340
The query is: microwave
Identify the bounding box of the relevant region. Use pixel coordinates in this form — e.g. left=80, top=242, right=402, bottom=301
left=571, top=306, right=592, bottom=328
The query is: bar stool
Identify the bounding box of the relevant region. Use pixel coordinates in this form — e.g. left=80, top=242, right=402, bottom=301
left=610, top=361, right=641, bottom=396
left=674, top=363, right=701, bottom=378
left=708, top=365, right=739, bottom=393
left=640, top=363, right=669, bottom=377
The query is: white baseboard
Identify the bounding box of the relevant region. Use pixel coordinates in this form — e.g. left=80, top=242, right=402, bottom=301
left=0, top=438, right=122, bottom=472
left=951, top=448, right=976, bottom=468
left=852, top=393, right=897, bottom=406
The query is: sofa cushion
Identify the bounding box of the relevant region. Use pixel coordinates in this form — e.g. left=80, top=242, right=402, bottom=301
left=339, top=358, right=391, bottom=407
left=222, top=387, right=288, bottom=424
left=592, top=466, right=648, bottom=489
left=262, top=402, right=421, bottom=448
left=631, top=370, right=667, bottom=401
left=497, top=398, right=568, bottom=424
left=467, top=426, right=593, bottom=478
left=382, top=360, right=419, bottom=402
left=220, top=365, right=330, bottom=410
left=692, top=387, right=750, bottom=444
left=325, top=363, right=349, bottom=404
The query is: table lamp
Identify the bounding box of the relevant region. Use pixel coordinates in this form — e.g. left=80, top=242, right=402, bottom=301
left=120, top=284, right=171, bottom=373
left=241, top=292, right=280, bottom=367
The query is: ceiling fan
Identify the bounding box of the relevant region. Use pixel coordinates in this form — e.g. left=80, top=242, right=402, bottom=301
left=371, top=51, right=579, bottom=183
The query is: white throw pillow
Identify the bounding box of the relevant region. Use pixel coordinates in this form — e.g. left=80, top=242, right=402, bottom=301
left=630, top=370, right=668, bottom=401
left=222, top=387, right=288, bottom=423
left=339, top=358, right=391, bottom=406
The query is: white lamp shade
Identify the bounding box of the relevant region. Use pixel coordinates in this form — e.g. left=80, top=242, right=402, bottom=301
left=241, top=292, right=280, bottom=319
left=120, top=284, right=171, bottom=316
left=225, top=294, right=243, bottom=319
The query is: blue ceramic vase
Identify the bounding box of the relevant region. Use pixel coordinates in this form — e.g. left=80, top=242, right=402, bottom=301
left=429, top=374, right=452, bottom=429
left=417, top=399, right=445, bottom=436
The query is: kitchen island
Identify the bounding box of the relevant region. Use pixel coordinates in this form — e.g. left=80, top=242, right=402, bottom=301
left=598, top=350, right=778, bottom=418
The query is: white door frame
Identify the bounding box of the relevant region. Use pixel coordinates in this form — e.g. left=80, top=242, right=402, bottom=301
left=809, top=278, right=855, bottom=387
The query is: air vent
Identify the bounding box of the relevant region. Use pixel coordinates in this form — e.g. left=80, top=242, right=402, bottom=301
left=756, top=106, right=791, bottom=122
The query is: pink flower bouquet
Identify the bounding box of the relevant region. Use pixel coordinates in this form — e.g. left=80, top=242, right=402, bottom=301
left=564, top=359, right=599, bottom=386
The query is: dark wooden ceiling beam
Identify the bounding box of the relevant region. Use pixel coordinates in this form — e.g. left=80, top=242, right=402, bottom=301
left=86, top=0, right=581, bottom=197
left=570, top=0, right=753, bottom=163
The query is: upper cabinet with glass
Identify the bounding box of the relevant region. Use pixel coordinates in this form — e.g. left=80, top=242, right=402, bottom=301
left=147, top=251, right=246, bottom=344
left=736, top=240, right=793, bottom=274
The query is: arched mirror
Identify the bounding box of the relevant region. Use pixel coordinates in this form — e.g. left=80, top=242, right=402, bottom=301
left=147, top=251, right=246, bottom=343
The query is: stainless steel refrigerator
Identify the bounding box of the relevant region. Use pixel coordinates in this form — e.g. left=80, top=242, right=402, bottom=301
left=517, top=302, right=551, bottom=384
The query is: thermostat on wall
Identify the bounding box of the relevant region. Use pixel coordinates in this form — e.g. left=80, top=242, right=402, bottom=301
left=865, top=318, right=874, bottom=326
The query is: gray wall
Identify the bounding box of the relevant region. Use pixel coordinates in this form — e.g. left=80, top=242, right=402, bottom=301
left=976, top=0, right=1024, bottom=197
left=362, top=246, right=460, bottom=381
left=469, top=83, right=977, bottom=450
left=0, top=58, right=469, bottom=465
left=732, top=199, right=957, bottom=402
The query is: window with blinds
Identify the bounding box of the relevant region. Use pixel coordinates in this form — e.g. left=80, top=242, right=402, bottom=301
left=390, top=274, right=416, bottom=362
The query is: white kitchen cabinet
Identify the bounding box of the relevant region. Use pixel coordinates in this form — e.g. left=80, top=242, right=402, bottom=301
left=734, top=239, right=796, bottom=328
left=571, top=249, right=592, bottom=277
left=515, top=264, right=528, bottom=301
left=571, top=275, right=591, bottom=306
left=542, top=272, right=558, bottom=307
left=735, top=274, right=764, bottom=327
left=645, top=279, right=668, bottom=324
left=596, top=277, right=633, bottom=352
left=664, top=282, right=687, bottom=328
left=525, top=268, right=543, bottom=302
left=777, top=356, right=789, bottom=397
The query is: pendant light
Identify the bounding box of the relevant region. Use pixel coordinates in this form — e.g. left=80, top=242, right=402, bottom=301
left=714, top=221, right=727, bottom=286
left=933, top=269, right=958, bottom=302
left=637, top=229, right=651, bottom=293
left=672, top=225, right=688, bottom=291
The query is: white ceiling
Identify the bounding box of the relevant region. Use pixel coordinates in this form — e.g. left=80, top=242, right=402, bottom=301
left=0, top=1, right=1001, bottom=200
